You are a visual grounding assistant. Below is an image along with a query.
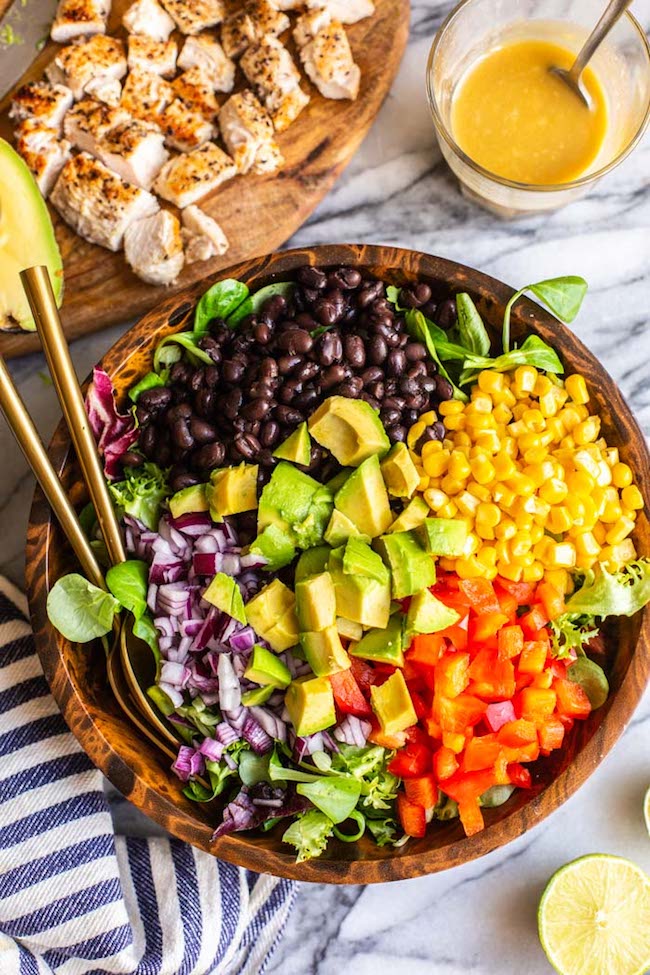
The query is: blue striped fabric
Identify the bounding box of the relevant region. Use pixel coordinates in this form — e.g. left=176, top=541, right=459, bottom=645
left=0, top=578, right=296, bottom=974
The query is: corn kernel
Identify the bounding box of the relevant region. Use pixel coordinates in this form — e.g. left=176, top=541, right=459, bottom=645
left=506, top=473, right=536, bottom=497
left=565, top=373, right=590, bottom=405
left=592, top=522, right=607, bottom=544
left=548, top=542, right=576, bottom=568
left=423, top=450, right=450, bottom=478
left=438, top=501, right=458, bottom=519
left=534, top=375, right=554, bottom=397
left=605, top=517, right=635, bottom=546
left=546, top=417, right=566, bottom=442
left=622, top=485, right=644, bottom=510
left=462, top=532, right=481, bottom=557
left=407, top=420, right=427, bottom=450
left=476, top=545, right=498, bottom=568
left=439, top=400, right=464, bottom=416
left=468, top=391, right=493, bottom=414
left=493, top=453, right=517, bottom=480
left=455, top=556, right=485, bottom=579
left=523, top=562, right=545, bottom=582
left=514, top=366, right=538, bottom=396
left=476, top=430, right=502, bottom=453
left=522, top=496, right=551, bottom=521
left=456, top=491, right=480, bottom=517
left=441, top=475, right=466, bottom=496
left=609, top=539, right=637, bottom=566
left=566, top=470, right=595, bottom=495
left=508, top=419, right=528, bottom=438
left=443, top=415, right=465, bottom=431
left=424, top=488, right=448, bottom=511
left=595, top=461, right=613, bottom=487
left=572, top=450, right=601, bottom=480
left=510, top=531, right=532, bottom=558
left=439, top=557, right=457, bottom=573
left=419, top=410, right=437, bottom=426
left=467, top=482, right=492, bottom=502
left=453, top=431, right=472, bottom=448
left=522, top=408, right=546, bottom=432
left=495, top=519, right=517, bottom=541
left=524, top=460, right=555, bottom=487
left=612, top=463, right=633, bottom=488
left=478, top=371, right=504, bottom=395
left=548, top=506, right=572, bottom=535
left=573, top=417, right=601, bottom=445
left=533, top=538, right=555, bottom=563
left=560, top=406, right=582, bottom=432
left=493, top=403, right=513, bottom=425
left=545, top=569, right=570, bottom=594
left=600, top=501, right=623, bottom=524
left=539, top=386, right=569, bottom=418
left=476, top=523, right=494, bottom=541
left=530, top=524, right=544, bottom=544
left=448, top=450, right=471, bottom=481
left=539, top=478, right=569, bottom=505
left=575, top=532, right=601, bottom=558
left=604, top=447, right=619, bottom=467
left=498, top=561, right=523, bottom=582
left=470, top=457, right=496, bottom=485
left=492, top=485, right=516, bottom=509
left=523, top=446, right=550, bottom=465
left=476, top=502, right=501, bottom=528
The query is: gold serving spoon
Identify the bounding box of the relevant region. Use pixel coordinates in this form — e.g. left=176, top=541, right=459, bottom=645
left=18, top=266, right=180, bottom=749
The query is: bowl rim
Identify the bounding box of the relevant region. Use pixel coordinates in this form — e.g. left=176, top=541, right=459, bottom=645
left=25, top=243, right=650, bottom=884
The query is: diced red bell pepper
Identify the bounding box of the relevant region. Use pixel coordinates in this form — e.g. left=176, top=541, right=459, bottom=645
left=484, top=700, right=516, bottom=732
left=404, top=774, right=438, bottom=809
left=435, top=693, right=487, bottom=733
left=468, top=650, right=516, bottom=700
left=538, top=716, right=565, bottom=753
left=330, top=668, right=372, bottom=718
left=519, top=687, right=557, bottom=721
left=433, top=745, right=459, bottom=781
left=469, top=612, right=510, bottom=644
left=459, top=578, right=502, bottom=614
left=497, top=624, right=524, bottom=660
left=531, top=670, right=554, bottom=690
left=397, top=793, right=427, bottom=838
left=494, top=588, right=518, bottom=621
left=507, top=762, right=532, bottom=788
left=349, top=657, right=374, bottom=694
left=458, top=798, right=485, bottom=837
left=440, top=768, right=497, bottom=803
left=407, top=632, right=446, bottom=668
left=549, top=658, right=569, bottom=680
left=388, top=741, right=432, bottom=778
left=497, top=718, right=538, bottom=748
left=535, top=581, right=565, bottom=621
left=462, top=734, right=501, bottom=772
left=518, top=640, right=548, bottom=675
left=443, top=623, right=469, bottom=651
left=495, top=578, right=536, bottom=605
left=368, top=718, right=407, bottom=750
left=408, top=687, right=429, bottom=721
left=502, top=741, right=540, bottom=763
left=442, top=731, right=466, bottom=754
left=435, top=650, right=470, bottom=699
left=519, top=604, right=550, bottom=638
left=554, top=678, right=592, bottom=719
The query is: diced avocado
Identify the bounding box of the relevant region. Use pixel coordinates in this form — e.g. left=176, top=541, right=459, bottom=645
left=295, top=571, right=336, bottom=631
left=300, top=625, right=351, bottom=676
left=387, top=497, right=430, bottom=534
left=203, top=572, right=246, bottom=624
left=326, top=468, right=353, bottom=494
left=244, top=644, right=291, bottom=688
left=328, top=545, right=392, bottom=629
left=417, top=517, right=469, bottom=557
left=273, top=422, right=311, bottom=466
left=295, top=545, right=331, bottom=583
left=376, top=530, right=436, bottom=599
left=207, top=463, right=258, bottom=519
left=342, top=537, right=389, bottom=584
left=335, top=455, right=392, bottom=539
left=169, top=483, right=209, bottom=519
left=324, top=508, right=368, bottom=547
left=336, top=617, right=363, bottom=642
left=285, top=675, right=336, bottom=736
left=349, top=613, right=404, bottom=667
left=0, top=139, right=63, bottom=330
left=245, top=579, right=299, bottom=652
left=248, top=523, right=296, bottom=571
left=380, top=443, right=420, bottom=499
left=406, top=588, right=460, bottom=634
left=258, top=462, right=333, bottom=550
left=309, top=395, right=390, bottom=467
left=242, top=684, right=275, bottom=706
left=370, top=670, right=417, bottom=735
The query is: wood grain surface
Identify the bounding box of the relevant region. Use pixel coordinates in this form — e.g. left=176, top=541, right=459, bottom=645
left=25, top=244, right=650, bottom=883
left=0, top=0, right=409, bottom=358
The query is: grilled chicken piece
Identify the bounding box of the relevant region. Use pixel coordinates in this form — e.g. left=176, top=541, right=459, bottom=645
left=293, top=7, right=331, bottom=46
left=14, top=120, right=73, bottom=197
left=221, top=1, right=290, bottom=59
left=96, top=118, right=169, bottom=188
left=241, top=36, right=308, bottom=130
left=46, top=35, right=127, bottom=100
left=121, top=70, right=173, bottom=122
left=177, top=35, right=235, bottom=92
left=298, top=20, right=360, bottom=99
left=122, top=0, right=176, bottom=40
left=271, top=0, right=305, bottom=8
left=218, top=89, right=282, bottom=174
left=124, top=209, right=184, bottom=284
left=85, top=76, right=122, bottom=105
left=154, top=141, right=237, bottom=207
left=159, top=98, right=214, bottom=151
left=172, top=68, right=220, bottom=121
left=50, top=151, right=159, bottom=250
left=63, top=98, right=130, bottom=154
left=159, top=0, right=224, bottom=35
left=50, top=0, right=110, bottom=43
left=306, top=0, right=375, bottom=24
left=181, top=205, right=228, bottom=262
left=127, top=36, right=178, bottom=77
left=9, top=82, right=74, bottom=132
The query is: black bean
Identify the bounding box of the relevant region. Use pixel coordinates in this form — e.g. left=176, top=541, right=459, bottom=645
left=368, top=380, right=385, bottom=400
left=248, top=380, right=275, bottom=400
left=204, top=366, right=220, bottom=387
left=405, top=392, right=428, bottom=411
left=190, top=369, right=205, bottom=392
left=166, top=403, right=192, bottom=424
left=313, top=299, right=339, bottom=327
left=302, top=287, right=320, bottom=304
left=189, top=417, right=218, bottom=443
left=359, top=392, right=380, bottom=410
left=321, top=363, right=346, bottom=390
left=275, top=405, right=304, bottom=425
left=260, top=420, right=280, bottom=447
left=171, top=419, right=194, bottom=450
left=234, top=432, right=261, bottom=460
left=316, top=331, right=343, bottom=366
left=421, top=300, right=438, bottom=320
left=278, top=328, right=313, bottom=355
left=259, top=357, right=279, bottom=379
left=139, top=387, right=172, bottom=410
left=361, top=366, right=384, bottom=386
left=380, top=407, right=401, bottom=427
left=278, top=354, right=302, bottom=375
left=193, top=441, right=226, bottom=469
left=420, top=376, right=438, bottom=393
left=329, top=267, right=362, bottom=290
left=295, top=312, right=318, bottom=331
left=278, top=380, right=302, bottom=404
left=223, top=388, right=242, bottom=420
left=170, top=471, right=201, bottom=492
left=242, top=398, right=271, bottom=421
left=344, top=335, right=365, bottom=369
left=243, top=419, right=261, bottom=437
left=415, top=422, right=445, bottom=453
left=135, top=405, right=151, bottom=426
left=121, top=451, right=144, bottom=468
left=254, top=322, right=273, bottom=345
left=373, top=318, right=396, bottom=340
left=336, top=377, right=363, bottom=398
left=367, top=335, right=387, bottom=365
left=170, top=362, right=192, bottom=385
left=293, top=388, right=319, bottom=411
left=257, top=448, right=278, bottom=469
left=390, top=425, right=407, bottom=443
left=405, top=342, right=427, bottom=362
left=435, top=375, right=454, bottom=400
left=404, top=408, right=420, bottom=426
left=436, top=298, right=457, bottom=331
left=262, top=294, right=287, bottom=321
left=222, top=359, right=245, bottom=384
left=399, top=377, right=419, bottom=397
left=384, top=395, right=406, bottom=411
left=400, top=283, right=432, bottom=308
left=194, top=388, right=214, bottom=417
left=297, top=266, right=327, bottom=290
left=357, top=280, right=384, bottom=307
left=295, top=361, right=320, bottom=383
left=386, top=350, right=406, bottom=377
left=198, top=336, right=222, bottom=364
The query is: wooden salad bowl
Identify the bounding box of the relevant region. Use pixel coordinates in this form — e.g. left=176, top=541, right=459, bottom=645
left=25, top=244, right=650, bottom=883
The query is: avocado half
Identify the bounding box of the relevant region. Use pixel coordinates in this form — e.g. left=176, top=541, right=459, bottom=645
left=0, top=138, right=63, bottom=331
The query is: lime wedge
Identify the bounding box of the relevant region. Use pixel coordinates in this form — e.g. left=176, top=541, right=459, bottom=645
left=644, top=786, right=650, bottom=837
left=538, top=854, right=650, bottom=975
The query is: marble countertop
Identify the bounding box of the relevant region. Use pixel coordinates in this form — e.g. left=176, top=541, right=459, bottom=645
left=2, top=1, right=649, bottom=971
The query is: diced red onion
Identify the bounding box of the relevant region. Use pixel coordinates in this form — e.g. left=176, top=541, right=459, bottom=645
left=229, top=626, right=256, bottom=653
left=485, top=701, right=516, bottom=732
left=223, top=753, right=237, bottom=771
left=198, top=737, right=224, bottom=762
left=170, top=511, right=213, bottom=535
left=193, top=552, right=223, bottom=576
left=243, top=715, right=273, bottom=754
left=333, top=716, right=371, bottom=747
left=217, top=653, right=241, bottom=711
left=224, top=706, right=247, bottom=733
left=215, top=722, right=239, bottom=746
left=240, top=553, right=268, bottom=570
left=171, top=744, right=195, bottom=782
left=158, top=682, right=184, bottom=708
left=249, top=706, right=286, bottom=742
left=221, top=553, right=241, bottom=576
left=160, top=660, right=190, bottom=689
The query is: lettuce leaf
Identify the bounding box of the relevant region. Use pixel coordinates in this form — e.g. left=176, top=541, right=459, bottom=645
left=46, top=573, right=119, bottom=642
left=282, top=809, right=334, bottom=862
left=109, top=462, right=169, bottom=531
left=565, top=559, right=650, bottom=618
left=549, top=613, right=599, bottom=659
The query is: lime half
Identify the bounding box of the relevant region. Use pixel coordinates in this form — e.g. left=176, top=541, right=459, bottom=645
left=644, top=786, right=650, bottom=837
left=538, top=854, right=650, bottom=975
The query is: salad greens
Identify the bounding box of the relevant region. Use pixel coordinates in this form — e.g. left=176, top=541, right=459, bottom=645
left=502, top=276, right=588, bottom=353
left=105, top=560, right=148, bottom=620
left=129, top=370, right=169, bottom=403
left=184, top=741, right=249, bottom=803
left=46, top=574, right=119, bottom=642
left=565, top=560, right=650, bottom=618
left=194, top=278, right=250, bottom=335
left=108, top=462, right=169, bottom=531
left=282, top=809, right=335, bottom=862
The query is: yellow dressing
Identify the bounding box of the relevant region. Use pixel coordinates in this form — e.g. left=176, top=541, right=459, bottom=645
left=451, top=39, right=608, bottom=185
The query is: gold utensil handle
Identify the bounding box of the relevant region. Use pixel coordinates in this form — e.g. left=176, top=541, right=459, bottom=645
left=20, top=266, right=126, bottom=567
left=0, top=355, right=105, bottom=590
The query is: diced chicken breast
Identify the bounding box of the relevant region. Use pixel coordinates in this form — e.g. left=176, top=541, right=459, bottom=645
left=172, top=68, right=220, bottom=121
left=154, top=141, right=236, bottom=207
left=177, top=35, right=235, bottom=92
left=122, top=0, right=176, bottom=41
left=181, top=205, right=229, bottom=263
left=9, top=82, right=74, bottom=132
left=46, top=35, right=127, bottom=100
left=127, top=36, right=178, bottom=77
left=121, top=70, right=174, bottom=122
left=221, top=1, right=290, bottom=59
left=305, top=0, right=374, bottom=23
left=271, top=0, right=305, bottom=9
left=159, top=98, right=214, bottom=151
left=271, top=85, right=309, bottom=131
left=299, top=20, right=360, bottom=99
left=50, top=151, right=159, bottom=251
left=159, top=0, right=224, bottom=35
left=85, top=76, right=122, bottom=105
left=50, top=0, right=110, bottom=43
left=293, top=7, right=331, bottom=47
left=96, top=118, right=169, bottom=188
left=124, top=209, right=184, bottom=284
left=63, top=98, right=130, bottom=154
left=218, top=89, right=282, bottom=174
left=14, top=120, right=73, bottom=197
left=240, top=36, right=301, bottom=114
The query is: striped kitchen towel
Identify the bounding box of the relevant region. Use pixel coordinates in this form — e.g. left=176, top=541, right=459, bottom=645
left=0, top=577, right=296, bottom=975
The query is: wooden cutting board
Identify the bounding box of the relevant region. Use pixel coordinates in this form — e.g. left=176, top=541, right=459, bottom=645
left=0, top=0, right=409, bottom=357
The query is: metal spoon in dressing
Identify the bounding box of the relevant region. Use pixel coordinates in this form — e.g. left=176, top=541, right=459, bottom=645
left=550, top=0, right=634, bottom=107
